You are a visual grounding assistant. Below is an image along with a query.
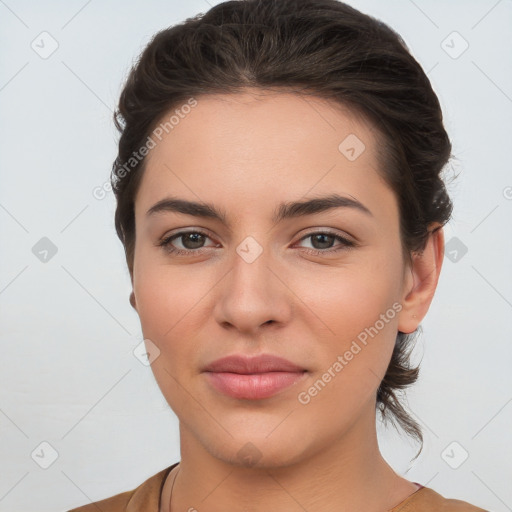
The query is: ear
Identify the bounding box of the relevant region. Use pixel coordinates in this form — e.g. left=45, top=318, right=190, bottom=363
left=129, top=290, right=137, bottom=311
left=397, top=223, right=445, bottom=334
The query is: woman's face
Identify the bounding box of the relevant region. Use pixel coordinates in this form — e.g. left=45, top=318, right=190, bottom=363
left=131, top=90, right=416, bottom=467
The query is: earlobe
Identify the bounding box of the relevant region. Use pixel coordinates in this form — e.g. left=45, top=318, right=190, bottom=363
left=397, top=224, right=445, bottom=334
left=129, top=291, right=137, bottom=310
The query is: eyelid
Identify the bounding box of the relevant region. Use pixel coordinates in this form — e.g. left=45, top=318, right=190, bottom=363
left=296, top=227, right=355, bottom=242
left=158, top=227, right=219, bottom=248
left=157, top=226, right=215, bottom=241
left=293, top=229, right=356, bottom=252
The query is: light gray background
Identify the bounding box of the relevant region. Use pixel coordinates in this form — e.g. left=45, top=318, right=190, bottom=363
left=1, top=1, right=511, bottom=511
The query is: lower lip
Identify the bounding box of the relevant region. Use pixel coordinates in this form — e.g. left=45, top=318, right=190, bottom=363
left=204, top=371, right=307, bottom=400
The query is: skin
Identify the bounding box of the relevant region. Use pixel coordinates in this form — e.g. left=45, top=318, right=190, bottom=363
left=129, top=89, right=444, bottom=512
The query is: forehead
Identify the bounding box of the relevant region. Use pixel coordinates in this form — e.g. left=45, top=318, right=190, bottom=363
left=147, top=89, right=378, bottom=162
left=135, top=89, right=396, bottom=224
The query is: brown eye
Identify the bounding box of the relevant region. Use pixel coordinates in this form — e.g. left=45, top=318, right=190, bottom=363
left=177, top=232, right=207, bottom=250
left=309, top=233, right=337, bottom=250
left=297, top=231, right=356, bottom=255
left=158, top=230, right=217, bottom=255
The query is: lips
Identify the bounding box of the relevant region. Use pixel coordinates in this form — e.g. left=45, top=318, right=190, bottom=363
left=202, top=354, right=307, bottom=400
left=202, top=354, right=306, bottom=374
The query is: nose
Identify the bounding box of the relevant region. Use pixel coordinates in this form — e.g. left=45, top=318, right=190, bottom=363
left=213, top=244, right=293, bottom=335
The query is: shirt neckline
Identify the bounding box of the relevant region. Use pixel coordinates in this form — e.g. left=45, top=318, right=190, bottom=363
left=158, top=464, right=426, bottom=512
left=389, top=484, right=427, bottom=511
left=158, top=462, right=179, bottom=511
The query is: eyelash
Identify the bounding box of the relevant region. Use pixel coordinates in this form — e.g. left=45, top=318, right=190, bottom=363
left=157, top=229, right=356, bottom=257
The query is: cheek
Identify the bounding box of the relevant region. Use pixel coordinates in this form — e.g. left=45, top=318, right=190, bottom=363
left=291, top=257, right=403, bottom=391
left=132, top=257, right=217, bottom=392
left=133, top=248, right=205, bottom=339
left=133, top=261, right=206, bottom=412
left=295, top=255, right=402, bottom=337
left=293, top=284, right=400, bottom=421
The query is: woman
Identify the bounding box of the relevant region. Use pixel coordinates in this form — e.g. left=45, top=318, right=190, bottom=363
left=69, top=0, right=488, bottom=510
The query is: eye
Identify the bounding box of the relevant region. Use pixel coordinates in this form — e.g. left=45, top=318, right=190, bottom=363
left=157, top=229, right=357, bottom=257
left=157, top=230, right=218, bottom=256
left=296, top=231, right=356, bottom=255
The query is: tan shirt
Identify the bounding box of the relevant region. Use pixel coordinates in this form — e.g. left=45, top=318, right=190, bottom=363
left=67, top=462, right=488, bottom=512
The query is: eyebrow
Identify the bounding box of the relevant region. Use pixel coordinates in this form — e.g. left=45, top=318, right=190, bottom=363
left=146, top=193, right=373, bottom=227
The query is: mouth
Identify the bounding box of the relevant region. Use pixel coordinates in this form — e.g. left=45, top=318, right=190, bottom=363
left=202, top=353, right=308, bottom=400
left=204, top=371, right=308, bottom=400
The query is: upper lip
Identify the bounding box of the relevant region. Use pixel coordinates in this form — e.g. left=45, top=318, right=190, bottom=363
left=202, top=354, right=306, bottom=374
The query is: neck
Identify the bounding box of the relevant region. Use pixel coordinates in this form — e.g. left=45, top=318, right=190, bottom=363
left=162, top=403, right=417, bottom=512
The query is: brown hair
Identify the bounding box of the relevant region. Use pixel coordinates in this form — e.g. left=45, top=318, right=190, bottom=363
left=111, top=0, right=454, bottom=457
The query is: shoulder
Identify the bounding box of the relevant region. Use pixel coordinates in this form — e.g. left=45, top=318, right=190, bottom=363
left=391, top=487, right=489, bottom=511
left=66, top=464, right=176, bottom=512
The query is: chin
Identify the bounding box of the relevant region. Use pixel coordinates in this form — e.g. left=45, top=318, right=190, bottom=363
left=192, top=423, right=317, bottom=470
